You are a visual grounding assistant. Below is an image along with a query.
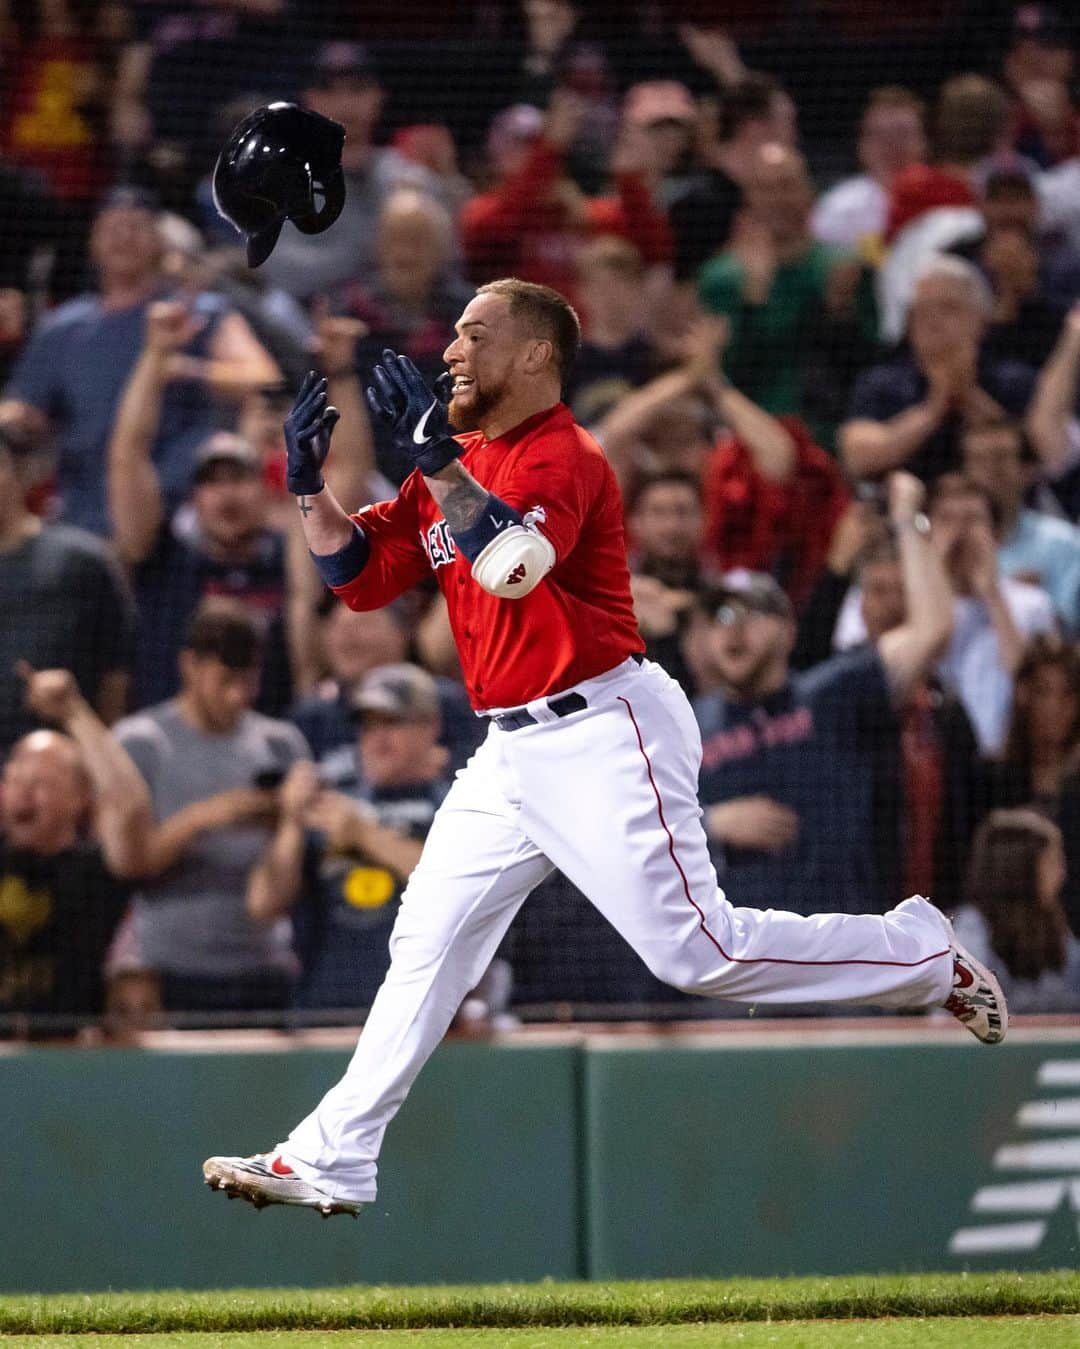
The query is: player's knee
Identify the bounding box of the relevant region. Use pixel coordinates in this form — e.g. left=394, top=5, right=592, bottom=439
left=638, top=947, right=703, bottom=993
left=638, top=925, right=732, bottom=994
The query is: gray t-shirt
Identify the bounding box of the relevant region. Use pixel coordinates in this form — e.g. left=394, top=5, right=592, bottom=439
left=116, top=701, right=308, bottom=977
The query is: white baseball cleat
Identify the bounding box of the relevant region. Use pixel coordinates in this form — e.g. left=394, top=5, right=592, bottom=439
left=942, top=941, right=1008, bottom=1045
left=202, top=1153, right=363, bottom=1218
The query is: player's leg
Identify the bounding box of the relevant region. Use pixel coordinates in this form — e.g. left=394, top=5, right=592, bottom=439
left=514, top=658, right=955, bottom=1012
left=206, top=730, right=553, bottom=1208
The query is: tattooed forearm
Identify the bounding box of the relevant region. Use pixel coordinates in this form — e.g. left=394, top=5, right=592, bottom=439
left=425, top=461, right=488, bottom=532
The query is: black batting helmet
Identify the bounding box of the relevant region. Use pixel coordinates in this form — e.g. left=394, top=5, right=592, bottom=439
left=212, top=101, right=346, bottom=268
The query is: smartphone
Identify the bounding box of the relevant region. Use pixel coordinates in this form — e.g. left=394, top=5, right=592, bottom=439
left=253, top=767, right=286, bottom=791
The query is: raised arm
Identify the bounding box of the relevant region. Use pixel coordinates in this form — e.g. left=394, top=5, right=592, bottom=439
left=17, top=664, right=153, bottom=879
left=198, top=310, right=281, bottom=400
left=1027, top=303, right=1080, bottom=474
left=595, top=315, right=796, bottom=489
left=689, top=316, right=795, bottom=481
left=107, top=301, right=200, bottom=564
left=312, top=309, right=377, bottom=513
left=875, top=472, right=955, bottom=701
left=593, top=364, right=700, bottom=491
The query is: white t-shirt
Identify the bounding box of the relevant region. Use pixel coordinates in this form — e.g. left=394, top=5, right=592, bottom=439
left=1038, top=159, right=1080, bottom=256
left=811, top=174, right=886, bottom=248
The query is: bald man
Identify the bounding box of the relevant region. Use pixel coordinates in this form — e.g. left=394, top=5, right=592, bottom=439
left=0, top=668, right=150, bottom=1027
left=698, top=143, right=868, bottom=441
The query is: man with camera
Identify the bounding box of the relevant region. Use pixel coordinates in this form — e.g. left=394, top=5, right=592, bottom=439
left=110, top=596, right=310, bottom=1018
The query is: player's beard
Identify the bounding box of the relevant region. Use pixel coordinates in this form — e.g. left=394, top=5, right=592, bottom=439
left=448, top=375, right=510, bottom=433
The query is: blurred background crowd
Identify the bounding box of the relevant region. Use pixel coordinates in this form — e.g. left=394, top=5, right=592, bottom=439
left=1, top=0, right=1079, bottom=1036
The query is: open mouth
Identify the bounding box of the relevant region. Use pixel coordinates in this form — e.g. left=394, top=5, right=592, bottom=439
left=452, top=376, right=475, bottom=394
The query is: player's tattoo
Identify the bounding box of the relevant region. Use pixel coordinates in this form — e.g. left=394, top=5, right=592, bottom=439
left=433, top=464, right=488, bottom=534
left=298, top=497, right=313, bottom=517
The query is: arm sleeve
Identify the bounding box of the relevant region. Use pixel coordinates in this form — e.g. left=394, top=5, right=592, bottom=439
left=330, top=479, right=430, bottom=612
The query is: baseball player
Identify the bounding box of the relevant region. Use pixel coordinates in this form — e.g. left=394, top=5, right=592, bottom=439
left=204, top=278, right=1007, bottom=1218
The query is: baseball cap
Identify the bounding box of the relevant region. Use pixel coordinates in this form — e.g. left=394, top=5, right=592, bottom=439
left=350, top=663, right=440, bottom=724
left=309, top=41, right=379, bottom=88
left=192, top=432, right=260, bottom=483
left=711, top=571, right=794, bottom=623
left=623, top=81, right=696, bottom=127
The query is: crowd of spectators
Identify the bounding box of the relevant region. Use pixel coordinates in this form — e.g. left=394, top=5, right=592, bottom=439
left=1, top=0, right=1079, bottom=1033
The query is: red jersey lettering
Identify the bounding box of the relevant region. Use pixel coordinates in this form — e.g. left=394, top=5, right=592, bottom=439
left=333, top=404, right=643, bottom=709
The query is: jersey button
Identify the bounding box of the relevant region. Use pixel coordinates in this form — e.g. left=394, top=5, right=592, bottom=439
left=457, top=576, right=465, bottom=588
left=463, top=627, right=473, bottom=639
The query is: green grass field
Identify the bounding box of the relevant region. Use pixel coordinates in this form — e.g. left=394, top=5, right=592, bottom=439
left=3, top=1272, right=1080, bottom=1343
left=1, top=1325, right=1079, bottom=1348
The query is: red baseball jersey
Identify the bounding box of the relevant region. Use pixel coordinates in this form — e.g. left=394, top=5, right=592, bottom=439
left=333, top=403, right=643, bottom=710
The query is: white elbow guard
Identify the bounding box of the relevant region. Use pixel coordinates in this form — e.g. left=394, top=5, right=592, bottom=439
left=471, top=524, right=556, bottom=597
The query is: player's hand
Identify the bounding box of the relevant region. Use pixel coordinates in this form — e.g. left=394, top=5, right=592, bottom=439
left=705, top=796, right=799, bottom=851
left=16, top=662, right=85, bottom=727
left=366, top=349, right=459, bottom=477
left=284, top=371, right=340, bottom=496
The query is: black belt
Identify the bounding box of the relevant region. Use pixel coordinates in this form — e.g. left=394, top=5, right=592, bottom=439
left=492, top=652, right=644, bottom=732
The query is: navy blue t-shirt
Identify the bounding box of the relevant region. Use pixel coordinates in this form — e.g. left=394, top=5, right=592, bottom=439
left=4, top=290, right=226, bottom=534
left=292, top=780, right=446, bottom=1011
left=694, top=647, right=897, bottom=916
left=846, top=352, right=1035, bottom=483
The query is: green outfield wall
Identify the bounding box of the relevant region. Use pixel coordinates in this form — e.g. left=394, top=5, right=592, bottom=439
left=3, top=1030, right=1079, bottom=1291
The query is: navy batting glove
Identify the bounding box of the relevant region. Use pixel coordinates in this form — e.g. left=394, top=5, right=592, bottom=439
left=366, top=350, right=460, bottom=476
left=284, top=371, right=340, bottom=496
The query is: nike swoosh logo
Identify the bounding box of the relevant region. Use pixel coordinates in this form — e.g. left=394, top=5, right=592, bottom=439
left=413, top=400, right=438, bottom=444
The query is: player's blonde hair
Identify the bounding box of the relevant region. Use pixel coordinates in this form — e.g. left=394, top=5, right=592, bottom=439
left=475, top=277, right=581, bottom=386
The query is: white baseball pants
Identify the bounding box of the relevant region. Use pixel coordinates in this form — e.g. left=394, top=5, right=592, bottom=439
left=279, top=656, right=953, bottom=1202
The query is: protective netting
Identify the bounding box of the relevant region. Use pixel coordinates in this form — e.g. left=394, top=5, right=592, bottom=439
left=0, top=1, right=1078, bottom=1034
